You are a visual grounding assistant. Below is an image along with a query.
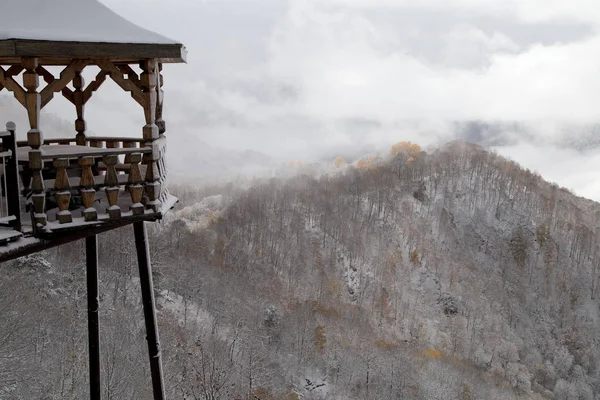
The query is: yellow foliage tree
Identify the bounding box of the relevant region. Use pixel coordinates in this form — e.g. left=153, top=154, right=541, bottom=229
left=356, top=159, right=368, bottom=169
left=389, top=141, right=421, bottom=157
left=423, top=348, right=443, bottom=359
left=297, top=161, right=304, bottom=167
left=287, top=161, right=295, bottom=168
left=333, top=156, right=346, bottom=168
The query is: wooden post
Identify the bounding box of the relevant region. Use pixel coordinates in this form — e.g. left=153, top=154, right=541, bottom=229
left=140, top=60, right=161, bottom=212
left=86, top=235, right=101, bottom=400
left=22, top=57, right=46, bottom=226
left=133, top=221, right=166, bottom=400
left=73, top=69, right=86, bottom=146
left=4, top=122, right=21, bottom=231
left=155, top=62, right=165, bottom=135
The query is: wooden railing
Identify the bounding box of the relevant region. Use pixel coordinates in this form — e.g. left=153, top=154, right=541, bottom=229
left=17, top=136, right=146, bottom=148
left=37, top=146, right=151, bottom=226
left=0, top=123, right=21, bottom=231
left=17, top=135, right=168, bottom=231
left=3, top=129, right=170, bottom=231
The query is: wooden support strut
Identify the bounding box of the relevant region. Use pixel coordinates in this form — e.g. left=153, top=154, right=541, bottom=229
left=97, top=59, right=144, bottom=106
left=134, top=221, right=166, bottom=400
left=86, top=235, right=101, bottom=400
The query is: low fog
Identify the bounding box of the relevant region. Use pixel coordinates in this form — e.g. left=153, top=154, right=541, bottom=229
left=4, top=0, right=600, bottom=199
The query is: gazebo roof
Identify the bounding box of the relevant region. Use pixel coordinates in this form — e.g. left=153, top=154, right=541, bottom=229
left=0, top=0, right=186, bottom=63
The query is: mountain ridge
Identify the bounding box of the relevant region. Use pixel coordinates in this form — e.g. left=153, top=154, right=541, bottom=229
left=0, top=140, right=598, bottom=399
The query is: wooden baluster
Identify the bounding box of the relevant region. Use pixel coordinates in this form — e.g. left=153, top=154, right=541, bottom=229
left=53, top=158, right=72, bottom=223
left=106, top=140, right=120, bottom=149
left=123, top=141, right=136, bottom=164
left=140, top=60, right=161, bottom=212
left=23, top=57, right=46, bottom=226
left=106, top=140, right=121, bottom=168
left=155, top=62, right=165, bottom=135
left=103, top=155, right=120, bottom=218
left=79, top=156, right=97, bottom=221
left=128, top=153, right=144, bottom=215
left=89, top=140, right=103, bottom=148
left=73, top=69, right=86, bottom=146
left=28, top=135, right=45, bottom=227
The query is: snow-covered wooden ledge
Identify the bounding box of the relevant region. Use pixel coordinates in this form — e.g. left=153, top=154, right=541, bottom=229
left=11, top=127, right=172, bottom=234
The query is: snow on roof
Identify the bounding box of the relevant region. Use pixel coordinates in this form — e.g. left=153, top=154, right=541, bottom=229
left=0, top=0, right=179, bottom=45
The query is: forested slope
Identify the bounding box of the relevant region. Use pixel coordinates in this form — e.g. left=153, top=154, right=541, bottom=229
left=1, top=141, right=599, bottom=399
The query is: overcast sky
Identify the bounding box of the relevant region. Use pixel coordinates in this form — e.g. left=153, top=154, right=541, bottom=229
left=28, top=0, right=600, bottom=200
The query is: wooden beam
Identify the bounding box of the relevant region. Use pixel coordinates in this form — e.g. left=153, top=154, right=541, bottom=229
left=0, top=215, right=162, bottom=263
left=0, top=40, right=186, bottom=63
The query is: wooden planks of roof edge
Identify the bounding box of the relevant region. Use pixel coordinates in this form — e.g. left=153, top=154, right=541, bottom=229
left=0, top=40, right=187, bottom=63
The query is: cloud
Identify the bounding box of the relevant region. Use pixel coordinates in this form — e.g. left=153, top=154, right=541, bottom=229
left=267, top=1, right=600, bottom=124
left=4, top=0, right=598, bottom=199
left=323, top=0, right=600, bottom=25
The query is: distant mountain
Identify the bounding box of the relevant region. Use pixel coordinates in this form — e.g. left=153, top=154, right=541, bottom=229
left=454, top=119, right=600, bottom=152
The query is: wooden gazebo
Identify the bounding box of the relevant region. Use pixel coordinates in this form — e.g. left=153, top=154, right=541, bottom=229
left=0, top=0, right=186, bottom=398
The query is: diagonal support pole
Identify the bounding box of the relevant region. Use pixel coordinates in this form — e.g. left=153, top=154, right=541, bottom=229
left=133, top=221, right=166, bottom=399
left=86, top=235, right=101, bottom=400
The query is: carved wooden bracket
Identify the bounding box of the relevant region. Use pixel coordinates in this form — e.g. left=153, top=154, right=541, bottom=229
left=82, top=69, right=108, bottom=104
left=61, top=68, right=108, bottom=106
left=0, top=65, right=26, bottom=106
left=96, top=59, right=144, bottom=107
left=36, top=60, right=89, bottom=108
